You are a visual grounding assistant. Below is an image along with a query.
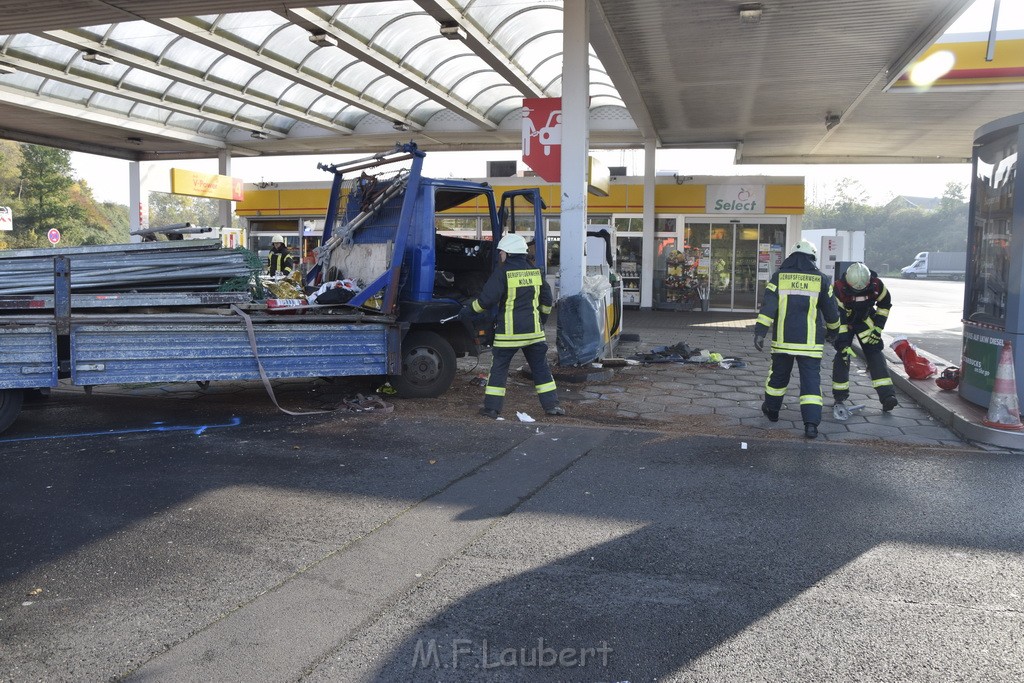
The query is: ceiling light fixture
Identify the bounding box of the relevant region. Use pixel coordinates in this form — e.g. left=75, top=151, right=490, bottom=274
left=738, top=2, right=763, bottom=23
left=393, top=121, right=409, bottom=132
left=81, top=50, right=113, bottom=66
left=439, top=22, right=467, bottom=41
left=251, top=130, right=269, bottom=140
left=825, top=113, right=842, bottom=131
left=308, top=32, right=338, bottom=48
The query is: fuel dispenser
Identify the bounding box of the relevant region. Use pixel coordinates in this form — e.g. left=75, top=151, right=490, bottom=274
left=961, top=112, right=1024, bottom=409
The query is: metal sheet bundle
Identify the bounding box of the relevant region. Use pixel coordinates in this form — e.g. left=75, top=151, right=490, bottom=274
left=0, top=240, right=254, bottom=296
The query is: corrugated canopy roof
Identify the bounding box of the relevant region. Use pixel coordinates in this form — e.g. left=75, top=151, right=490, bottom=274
left=0, top=0, right=1023, bottom=164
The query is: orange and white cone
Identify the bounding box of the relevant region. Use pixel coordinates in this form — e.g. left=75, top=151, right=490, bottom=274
left=983, top=340, right=1024, bottom=431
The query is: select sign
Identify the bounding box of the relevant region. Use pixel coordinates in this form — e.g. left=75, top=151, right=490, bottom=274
left=706, top=184, right=765, bottom=214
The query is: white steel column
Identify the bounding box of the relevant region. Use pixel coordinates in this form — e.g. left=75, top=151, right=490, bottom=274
left=218, top=151, right=233, bottom=229
left=128, top=160, right=146, bottom=243
left=640, top=138, right=656, bottom=309
left=558, top=0, right=589, bottom=298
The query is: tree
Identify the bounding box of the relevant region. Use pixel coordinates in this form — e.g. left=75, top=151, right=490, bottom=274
left=149, top=192, right=221, bottom=229
left=16, top=144, right=83, bottom=246
left=805, top=177, right=969, bottom=276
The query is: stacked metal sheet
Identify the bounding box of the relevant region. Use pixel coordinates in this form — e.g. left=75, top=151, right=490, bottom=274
left=0, top=240, right=254, bottom=296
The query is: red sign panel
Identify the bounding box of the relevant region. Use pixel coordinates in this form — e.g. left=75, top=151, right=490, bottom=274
left=522, top=97, right=562, bottom=182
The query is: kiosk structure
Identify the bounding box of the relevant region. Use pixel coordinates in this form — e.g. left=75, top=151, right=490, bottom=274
left=962, top=113, right=1024, bottom=409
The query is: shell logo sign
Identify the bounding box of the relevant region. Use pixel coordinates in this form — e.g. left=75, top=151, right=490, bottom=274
left=706, top=185, right=766, bottom=213
left=170, top=168, right=245, bottom=201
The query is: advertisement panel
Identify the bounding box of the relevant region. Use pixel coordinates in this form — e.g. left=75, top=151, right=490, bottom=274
left=0, top=206, right=11, bottom=231
left=522, top=97, right=561, bottom=182
left=170, top=169, right=245, bottom=201
left=962, top=327, right=1003, bottom=396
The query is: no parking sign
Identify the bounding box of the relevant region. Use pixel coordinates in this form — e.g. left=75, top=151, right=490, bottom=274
left=47, top=228, right=60, bottom=245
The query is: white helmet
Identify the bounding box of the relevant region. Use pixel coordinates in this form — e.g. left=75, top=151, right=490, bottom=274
left=497, top=233, right=528, bottom=254
left=792, top=239, right=817, bottom=258
left=845, top=262, right=871, bottom=291
left=271, top=234, right=285, bottom=244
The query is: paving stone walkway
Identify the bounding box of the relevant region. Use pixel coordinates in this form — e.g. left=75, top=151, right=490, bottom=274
left=548, top=310, right=967, bottom=447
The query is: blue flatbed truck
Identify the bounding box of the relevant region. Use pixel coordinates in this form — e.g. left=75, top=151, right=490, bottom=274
left=0, top=143, right=547, bottom=433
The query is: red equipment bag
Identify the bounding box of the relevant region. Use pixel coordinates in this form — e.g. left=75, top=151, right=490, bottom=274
left=891, top=338, right=937, bottom=380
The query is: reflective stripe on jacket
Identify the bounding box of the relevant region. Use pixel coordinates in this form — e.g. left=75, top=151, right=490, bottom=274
left=268, top=250, right=293, bottom=275
left=754, top=253, right=840, bottom=358
left=469, top=253, right=552, bottom=348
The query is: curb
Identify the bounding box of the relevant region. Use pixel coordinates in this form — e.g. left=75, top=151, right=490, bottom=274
left=876, top=335, right=1024, bottom=451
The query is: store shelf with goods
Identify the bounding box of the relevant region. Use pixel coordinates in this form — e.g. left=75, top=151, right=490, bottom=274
left=660, top=246, right=706, bottom=310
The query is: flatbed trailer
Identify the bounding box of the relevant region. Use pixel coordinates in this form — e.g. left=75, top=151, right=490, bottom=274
left=0, top=143, right=546, bottom=434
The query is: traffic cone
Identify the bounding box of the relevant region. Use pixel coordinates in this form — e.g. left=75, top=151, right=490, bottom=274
left=982, top=340, right=1024, bottom=431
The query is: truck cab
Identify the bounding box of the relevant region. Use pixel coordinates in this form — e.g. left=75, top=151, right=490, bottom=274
left=313, top=143, right=546, bottom=398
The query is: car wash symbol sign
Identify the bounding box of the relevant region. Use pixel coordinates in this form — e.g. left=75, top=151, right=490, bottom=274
left=522, top=97, right=562, bottom=182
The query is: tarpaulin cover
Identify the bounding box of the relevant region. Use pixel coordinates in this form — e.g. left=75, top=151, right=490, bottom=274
left=556, top=293, right=604, bottom=366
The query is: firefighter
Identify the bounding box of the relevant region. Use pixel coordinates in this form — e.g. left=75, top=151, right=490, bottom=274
left=267, top=234, right=293, bottom=276
left=754, top=239, right=841, bottom=439
left=458, top=233, right=564, bottom=419
left=831, top=262, right=898, bottom=411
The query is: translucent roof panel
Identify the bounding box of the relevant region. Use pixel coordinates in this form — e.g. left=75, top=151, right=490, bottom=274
left=337, top=2, right=424, bottom=40
left=121, top=70, right=176, bottom=98
left=124, top=101, right=174, bottom=125
left=205, top=55, right=262, bottom=85
left=41, top=80, right=98, bottom=106
left=199, top=12, right=284, bottom=48
left=106, top=21, right=177, bottom=54
left=0, top=0, right=627, bottom=156
left=9, top=36, right=77, bottom=64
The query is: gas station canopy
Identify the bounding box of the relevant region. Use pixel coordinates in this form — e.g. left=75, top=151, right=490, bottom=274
left=0, top=0, right=1022, bottom=163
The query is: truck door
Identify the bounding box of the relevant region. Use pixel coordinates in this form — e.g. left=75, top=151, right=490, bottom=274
left=498, top=189, right=547, bottom=272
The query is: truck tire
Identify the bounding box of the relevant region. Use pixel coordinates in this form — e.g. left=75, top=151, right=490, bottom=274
left=0, top=388, right=24, bottom=434
left=391, top=330, right=457, bottom=398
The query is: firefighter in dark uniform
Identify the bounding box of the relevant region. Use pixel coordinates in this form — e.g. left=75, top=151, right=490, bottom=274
left=754, top=240, right=841, bottom=439
left=267, top=234, right=294, bottom=276
left=832, top=262, right=898, bottom=411
left=459, top=233, right=564, bottom=419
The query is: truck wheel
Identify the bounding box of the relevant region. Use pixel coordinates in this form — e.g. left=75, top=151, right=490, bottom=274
left=391, top=331, right=457, bottom=398
left=0, top=388, right=24, bottom=434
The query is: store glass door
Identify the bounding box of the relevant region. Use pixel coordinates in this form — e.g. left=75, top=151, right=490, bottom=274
left=709, top=223, right=734, bottom=308
left=733, top=224, right=759, bottom=310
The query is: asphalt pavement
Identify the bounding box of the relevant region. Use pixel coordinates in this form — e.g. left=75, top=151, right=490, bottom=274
left=2, top=374, right=1023, bottom=681
left=2, top=303, right=1021, bottom=682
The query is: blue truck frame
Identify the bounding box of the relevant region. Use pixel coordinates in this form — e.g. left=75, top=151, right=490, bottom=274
left=0, top=143, right=546, bottom=434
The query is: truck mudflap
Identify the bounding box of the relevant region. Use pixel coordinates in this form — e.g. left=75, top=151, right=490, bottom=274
left=69, top=321, right=397, bottom=386
left=0, top=323, right=58, bottom=389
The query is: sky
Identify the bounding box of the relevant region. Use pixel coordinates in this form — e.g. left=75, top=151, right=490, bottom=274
left=69, top=0, right=1014, bottom=208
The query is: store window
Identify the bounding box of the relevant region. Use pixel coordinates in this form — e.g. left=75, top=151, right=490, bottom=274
left=681, top=220, right=787, bottom=311
left=967, top=129, right=1017, bottom=327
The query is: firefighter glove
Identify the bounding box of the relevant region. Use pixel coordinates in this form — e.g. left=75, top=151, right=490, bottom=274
left=841, top=346, right=856, bottom=359
left=457, top=305, right=474, bottom=322
left=825, top=328, right=838, bottom=344
left=753, top=334, right=765, bottom=352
